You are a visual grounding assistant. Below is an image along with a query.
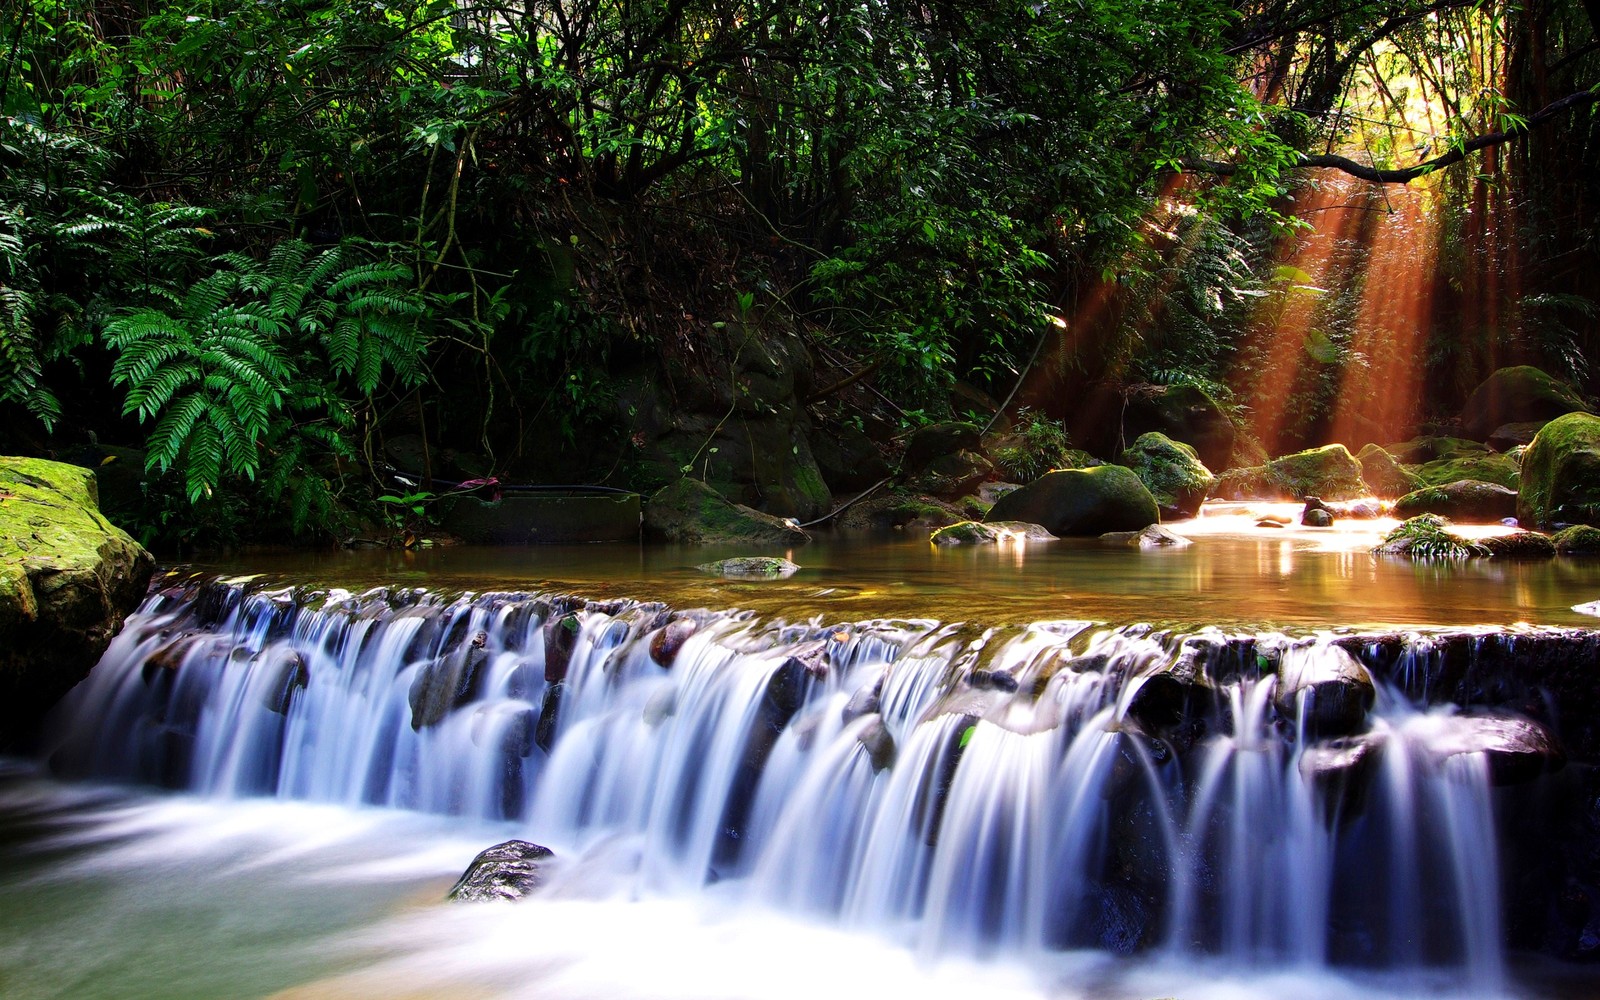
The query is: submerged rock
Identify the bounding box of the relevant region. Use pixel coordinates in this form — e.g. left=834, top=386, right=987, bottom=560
left=985, top=465, right=1159, bottom=536
left=448, top=840, right=556, bottom=901
left=929, top=520, right=1054, bottom=545
left=1518, top=412, right=1600, bottom=530
left=1100, top=524, right=1191, bottom=548
left=696, top=556, right=801, bottom=579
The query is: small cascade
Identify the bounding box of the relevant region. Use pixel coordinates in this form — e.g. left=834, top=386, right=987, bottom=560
left=46, top=573, right=1577, bottom=983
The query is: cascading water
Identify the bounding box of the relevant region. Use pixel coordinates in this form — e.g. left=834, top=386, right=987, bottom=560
left=45, top=573, right=1556, bottom=989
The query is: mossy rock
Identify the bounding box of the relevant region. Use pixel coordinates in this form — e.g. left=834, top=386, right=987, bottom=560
left=1459, top=365, right=1591, bottom=441
left=1393, top=480, right=1517, bottom=523
left=0, top=456, right=156, bottom=749
left=904, top=449, right=994, bottom=499
left=1478, top=531, right=1556, bottom=559
left=1518, top=412, right=1600, bottom=530
left=985, top=465, right=1159, bottom=536
left=929, top=520, right=1055, bottom=545
left=1413, top=453, right=1520, bottom=490
left=1385, top=436, right=1489, bottom=465
left=833, top=491, right=967, bottom=533
left=1553, top=524, right=1600, bottom=555
left=1356, top=443, right=1421, bottom=499
left=696, top=557, right=801, bottom=579
left=1100, top=524, right=1192, bottom=548
left=1120, top=432, right=1214, bottom=519
left=1216, top=444, right=1366, bottom=501
left=643, top=478, right=810, bottom=545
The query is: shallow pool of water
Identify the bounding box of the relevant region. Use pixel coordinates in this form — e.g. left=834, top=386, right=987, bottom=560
left=189, top=504, right=1600, bottom=631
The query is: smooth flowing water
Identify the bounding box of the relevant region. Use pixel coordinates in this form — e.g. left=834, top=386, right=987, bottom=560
left=4, top=507, right=1599, bottom=999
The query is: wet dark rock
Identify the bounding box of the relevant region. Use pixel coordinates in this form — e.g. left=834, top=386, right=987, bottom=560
left=1299, top=733, right=1386, bottom=818
left=649, top=617, right=698, bottom=667
left=1488, top=421, right=1549, bottom=452
left=986, top=465, right=1159, bottom=536
left=543, top=613, right=581, bottom=683
left=534, top=682, right=565, bottom=753
left=1100, top=524, right=1192, bottom=547
left=448, top=840, right=556, bottom=902
left=810, top=420, right=891, bottom=493
left=408, top=635, right=491, bottom=730
left=256, top=650, right=309, bottom=716
left=1394, top=480, right=1518, bottom=523
left=856, top=716, right=897, bottom=772
left=842, top=675, right=884, bottom=724
left=1274, top=646, right=1375, bottom=738
left=1124, top=673, right=1187, bottom=733
left=904, top=449, right=994, bottom=500
left=1302, top=507, right=1334, bottom=527
left=968, top=669, right=1020, bottom=692
left=469, top=705, right=537, bottom=759
left=1432, top=714, right=1565, bottom=785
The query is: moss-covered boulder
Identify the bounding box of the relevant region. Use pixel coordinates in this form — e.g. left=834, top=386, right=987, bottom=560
left=929, top=520, right=1055, bottom=545
left=1120, top=432, right=1214, bottom=519
left=833, top=491, right=967, bottom=533
left=0, top=457, right=155, bottom=749
left=985, top=465, right=1159, bottom=536
left=1553, top=524, right=1600, bottom=555
left=1356, top=443, right=1421, bottom=499
left=643, top=478, right=810, bottom=545
left=1413, top=452, right=1521, bottom=490
left=1386, top=436, right=1488, bottom=465
left=1215, top=444, right=1367, bottom=501
left=1518, top=412, right=1600, bottom=530
left=1459, top=365, right=1591, bottom=441
left=1478, top=531, right=1556, bottom=559
left=1393, top=480, right=1518, bottom=523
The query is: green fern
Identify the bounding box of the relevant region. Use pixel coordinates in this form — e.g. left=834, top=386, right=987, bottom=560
left=104, top=237, right=429, bottom=517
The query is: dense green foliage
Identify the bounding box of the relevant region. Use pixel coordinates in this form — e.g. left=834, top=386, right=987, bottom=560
left=2, top=0, right=1596, bottom=543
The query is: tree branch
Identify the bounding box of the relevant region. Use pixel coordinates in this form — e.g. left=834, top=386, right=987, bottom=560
left=1183, top=87, right=1599, bottom=184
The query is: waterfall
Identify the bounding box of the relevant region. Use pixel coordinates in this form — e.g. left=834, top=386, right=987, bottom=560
left=47, top=573, right=1555, bottom=984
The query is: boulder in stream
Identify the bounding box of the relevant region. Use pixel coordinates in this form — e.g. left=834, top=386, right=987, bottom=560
left=929, top=520, right=1054, bottom=545
left=1356, top=443, right=1421, bottom=499
left=985, top=465, right=1159, bottom=536
left=448, top=840, right=556, bottom=901
left=1215, top=444, right=1367, bottom=502
left=1119, top=432, right=1214, bottom=519
left=1393, top=479, right=1518, bottom=522
left=1518, top=412, right=1600, bottom=530
left=1553, top=524, right=1600, bottom=555
left=696, top=556, right=801, bottom=579
left=1099, top=524, right=1191, bottom=548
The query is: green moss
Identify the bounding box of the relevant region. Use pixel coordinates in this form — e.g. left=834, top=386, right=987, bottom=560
left=1478, top=531, right=1555, bottom=559
left=1518, top=412, right=1600, bottom=530
left=929, top=521, right=992, bottom=545
left=1412, top=453, right=1520, bottom=490
left=1356, top=443, right=1421, bottom=499
left=1120, top=432, right=1214, bottom=517
left=1553, top=524, right=1600, bottom=555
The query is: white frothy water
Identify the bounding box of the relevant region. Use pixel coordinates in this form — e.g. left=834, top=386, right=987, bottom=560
left=37, top=577, right=1529, bottom=995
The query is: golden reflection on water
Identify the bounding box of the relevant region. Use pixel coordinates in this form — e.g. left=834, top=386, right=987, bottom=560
left=191, top=504, right=1600, bottom=631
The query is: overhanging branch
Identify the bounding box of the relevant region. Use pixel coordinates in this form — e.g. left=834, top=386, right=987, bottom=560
left=1184, top=87, right=1600, bottom=184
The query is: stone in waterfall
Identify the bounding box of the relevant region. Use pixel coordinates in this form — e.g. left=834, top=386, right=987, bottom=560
left=1518, top=412, right=1600, bottom=530
left=0, top=456, right=155, bottom=750
left=649, top=616, right=698, bottom=667
left=1431, top=714, right=1565, bottom=785
left=984, top=465, right=1159, bottom=536
left=448, top=840, right=556, bottom=902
